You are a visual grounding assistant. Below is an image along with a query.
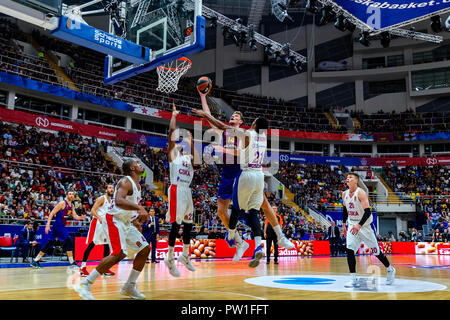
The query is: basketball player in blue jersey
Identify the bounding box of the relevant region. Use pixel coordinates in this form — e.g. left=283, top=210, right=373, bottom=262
left=31, top=191, right=86, bottom=269
left=198, top=90, right=294, bottom=262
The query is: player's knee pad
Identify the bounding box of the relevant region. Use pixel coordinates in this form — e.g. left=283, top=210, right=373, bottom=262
left=246, top=209, right=262, bottom=237
left=169, top=222, right=181, bottom=247
left=182, top=223, right=192, bottom=244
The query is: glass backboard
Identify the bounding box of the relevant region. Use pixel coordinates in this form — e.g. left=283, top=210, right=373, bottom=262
left=104, top=0, right=205, bottom=85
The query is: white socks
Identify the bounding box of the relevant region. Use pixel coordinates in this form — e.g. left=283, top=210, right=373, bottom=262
left=34, top=253, right=43, bottom=262
left=228, top=229, right=236, bottom=240
left=387, top=265, right=395, bottom=272
left=350, top=273, right=357, bottom=282
left=68, top=256, right=74, bottom=264
left=255, top=236, right=262, bottom=249
left=126, top=269, right=141, bottom=285
left=81, top=262, right=87, bottom=268
left=183, top=244, right=190, bottom=258
left=273, top=225, right=283, bottom=240
left=85, top=269, right=101, bottom=285
left=235, top=232, right=243, bottom=244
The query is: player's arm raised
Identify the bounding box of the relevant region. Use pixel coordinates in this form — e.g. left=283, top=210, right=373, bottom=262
left=192, top=109, right=247, bottom=141
left=115, top=178, right=148, bottom=221
left=45, top=201, right=64, bottom=234
left=198, top=89, right=222, bottom=135
left=90, top=196, right=105, bottom=223
left=168, top=102, right=179, bottom=163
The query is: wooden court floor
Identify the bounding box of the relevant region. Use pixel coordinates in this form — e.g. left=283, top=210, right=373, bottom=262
left=0, top=254, right=448, bottom=300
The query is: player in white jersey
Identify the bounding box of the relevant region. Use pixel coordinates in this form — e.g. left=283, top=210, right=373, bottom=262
left=75, top=160, right=150, bottom=300
left=197, top=89, right=294, bottom=263
left=164, top=102, right=198, bottom=277
left=193, top=108, right=268, bottom=268
left=79, top=184, right=115, bottom=277
left=342, top=172, right=395, bottom=288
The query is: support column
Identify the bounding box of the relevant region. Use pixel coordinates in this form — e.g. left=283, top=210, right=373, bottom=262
left=71, top=105, right=78, bottom=121
left=306, top=15, right=316, bottom=108
left=6, top=91, right=15, bottom=109
left=355, top=80, right=364, bottom=113
left=126, top=117, right=132, bottom=131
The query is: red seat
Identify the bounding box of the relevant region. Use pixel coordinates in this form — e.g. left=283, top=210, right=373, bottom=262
left=0, top=237, right=13, bottom=247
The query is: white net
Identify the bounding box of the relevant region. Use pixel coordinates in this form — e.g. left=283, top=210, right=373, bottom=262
left=156, top=57, right=192, bottom=93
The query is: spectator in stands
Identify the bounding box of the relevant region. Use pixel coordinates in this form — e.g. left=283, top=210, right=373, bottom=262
left=417, top=232, right=424, bottom=242
left=432, top=228, right=442, bottom=242
left=410, top=228, right=418, bottom=242
left=399, top=231, right=408, bottom=242
left=389, top=233, right=396, bottom=242
left=442, top=228, right=448, bottom=242
left=208, top=227, right=221, bottom=239
left=197, top=227, right=209, bottom=238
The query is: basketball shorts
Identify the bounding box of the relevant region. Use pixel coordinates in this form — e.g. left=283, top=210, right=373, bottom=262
left=167, top=184, right=194, bottom=224
left=104, top=214, right=148, bottom=258
left=232, top=171, right=264, bottom=212
left=346, top=222, right=380, bottom=255
left=217, top=177, right=236, bottom=200
left=86, top=216, right=108, bottom=245
left=51, top=225, right=70, bottom=243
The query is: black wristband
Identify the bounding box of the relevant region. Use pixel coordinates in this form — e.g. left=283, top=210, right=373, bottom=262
left=342, top=207, right=348, bottom=224
left=358, top=208, right=372, bottom=227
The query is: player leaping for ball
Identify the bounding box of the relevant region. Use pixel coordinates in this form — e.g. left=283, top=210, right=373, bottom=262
left=342, top=172, right=395, bottom=288
left=75, top=160, right=150, bottom=300
left=193, top=108, right=270, bottom=268
left=197, top=89, right=294, bottom=263
left=164, top=102, right=199, bottom=277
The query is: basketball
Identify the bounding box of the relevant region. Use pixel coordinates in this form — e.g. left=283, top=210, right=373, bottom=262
left=196, top=76, right=212, bottom=94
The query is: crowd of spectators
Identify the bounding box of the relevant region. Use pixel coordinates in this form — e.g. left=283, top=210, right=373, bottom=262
left=382, top=165, right=450, bottom=195
left=276, top=162, right=349, bottom=211
left=214, top=88, right=346, bottom=133
left=0, top=36, right=59, bottom=85
left=3, top=22, right=450, bottom=137
left=0, top=121, right=166, bottom=226
left=352, top=109, right=450, bottom=136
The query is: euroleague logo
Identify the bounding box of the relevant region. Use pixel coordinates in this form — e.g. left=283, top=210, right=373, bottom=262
left=35, top=117, right=49, bottom=128
left=245, top=275, right=447, bottom=293
left=426, top=158, right=438, bottom=165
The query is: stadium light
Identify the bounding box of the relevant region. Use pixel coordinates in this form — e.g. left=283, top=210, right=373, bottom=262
left=334, top=15, right=346, bottom=32
left=380, top=31, right=391, bottom=48
left=264, top=44, right=275, bottom=56
left=344, top=18, right=356, bottom=32
left=431, top=15, right=443, bottom=33
left=359, top=31, right=370, bottom=47
left=319, top=5, right=334, bottom=26
left=210, top=16, right=218, bottom=28
left=306, top=0, right=318, bottom=14
left=293, top=60, right=303, bottom=73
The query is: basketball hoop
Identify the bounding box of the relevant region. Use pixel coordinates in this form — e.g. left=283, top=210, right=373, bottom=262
left=156, top=57, right=192, bottom=93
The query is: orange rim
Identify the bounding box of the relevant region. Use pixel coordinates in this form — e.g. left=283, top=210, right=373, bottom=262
left=157, top=57, right=192, bottom=71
